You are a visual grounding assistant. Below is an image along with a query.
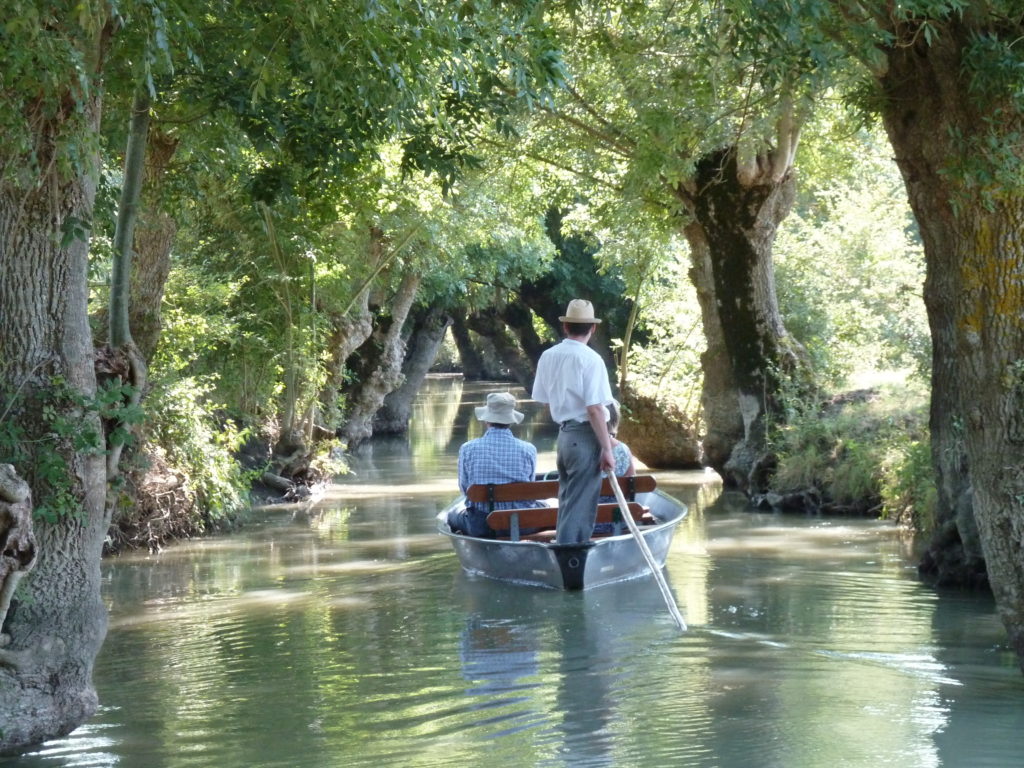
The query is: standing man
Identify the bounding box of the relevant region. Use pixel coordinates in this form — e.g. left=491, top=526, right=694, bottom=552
left=532, top=299, right=615, bottom=544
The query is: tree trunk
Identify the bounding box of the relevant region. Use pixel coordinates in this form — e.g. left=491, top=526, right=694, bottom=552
left=682, top=220, right=744, bottom=475
left=110, top=87, right=150, bottom=349
left=319, top=228, right=383, bottom=428
left=501, top=301, right=546, bottom=368
left=0, top=102, right=109, bottom=751
left=679, top=146, right=803, bottom=490
left=319, top=305, right=376, bottom=430
left=878, top=26, right=1024, bottom=663
left=879, top=31, right=984, bottom=590
left=129, top=127, right=179, bottom=364
left=917, top=222, right=982, bottom=586
left=466, top=307, right=534, bottom=388
left=373, top=306, right=453, bottom=434
left=104, top=90, right=153, bottom=485
left=340, top=271, right=421, bottom=446
left=451, top=315, right=489, bottom=380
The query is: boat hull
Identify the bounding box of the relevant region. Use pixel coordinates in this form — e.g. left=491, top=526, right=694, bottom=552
left=438, top=490, right=686, bottom=590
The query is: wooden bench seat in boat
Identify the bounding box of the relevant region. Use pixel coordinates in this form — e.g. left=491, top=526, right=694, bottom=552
left=465, top=474, right=656, bottom=505
left=486, top=502, right=649, bottom=540
left=466, top=475, right=658, bottom=542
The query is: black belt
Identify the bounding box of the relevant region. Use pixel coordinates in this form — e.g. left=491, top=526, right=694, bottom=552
left=560, top=419, right=590, bottom=429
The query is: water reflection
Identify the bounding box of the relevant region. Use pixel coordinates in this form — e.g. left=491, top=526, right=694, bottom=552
left=9, top=375, right=1024, bottom=768
left=457, top=579, right=542, bottom=733
left=453, top=575, right=680, bottom=768
left=460, top=615, right=539, bottom=699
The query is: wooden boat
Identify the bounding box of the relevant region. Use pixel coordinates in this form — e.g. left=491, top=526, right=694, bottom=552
left=436, top=474, right=687, bottom=590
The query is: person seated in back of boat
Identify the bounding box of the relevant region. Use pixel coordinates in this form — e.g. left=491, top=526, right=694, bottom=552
left=594, top=400, right=637, bottom=535
left=447, top=392, right=544, bottom=538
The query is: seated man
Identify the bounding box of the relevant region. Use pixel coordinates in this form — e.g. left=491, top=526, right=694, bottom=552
left=447, top=392, right=542, bottom=538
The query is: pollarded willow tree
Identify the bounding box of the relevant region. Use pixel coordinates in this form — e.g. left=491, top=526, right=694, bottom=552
left=503, top=0, right=823, bottom=487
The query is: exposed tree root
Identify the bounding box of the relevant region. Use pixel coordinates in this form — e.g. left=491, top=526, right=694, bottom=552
left=105, top=448, right=202, bottom=555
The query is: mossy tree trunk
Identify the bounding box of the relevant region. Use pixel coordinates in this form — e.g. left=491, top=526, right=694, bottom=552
left=681, top=220, right=744, bottom=475
left=917, top=204, right=981, bottom=586
left=676, top=145, right=804, bottom=490
left=878, top=25, right=1024, bottom=656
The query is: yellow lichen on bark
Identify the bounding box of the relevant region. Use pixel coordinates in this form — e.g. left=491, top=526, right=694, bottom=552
left=958, top=207, right=1024, bottom=335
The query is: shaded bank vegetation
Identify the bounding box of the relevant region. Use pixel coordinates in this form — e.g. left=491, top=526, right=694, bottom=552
left=1, top=0, right=1023, bottom=752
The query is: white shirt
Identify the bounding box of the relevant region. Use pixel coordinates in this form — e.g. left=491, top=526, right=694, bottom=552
left=532, top=339, right=612, bottom=424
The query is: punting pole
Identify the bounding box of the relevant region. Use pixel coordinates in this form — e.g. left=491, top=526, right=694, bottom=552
left=610, top=477, right=687, bottom=632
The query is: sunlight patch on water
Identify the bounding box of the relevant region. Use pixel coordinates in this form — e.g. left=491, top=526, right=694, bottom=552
left=321, top=479, right=458, bottom=499
left=24, top=728, right=119, bottom=767
left=705, top=523, right=895, bottom=560
left=813, top=649, right=961, bottom=686
left=328, top=595, right=372, bottom=609
left=109, top=588, right=311, bottom=628
left=105, top=536, right=260, bottom=562
left=340, top=533, right=447, bottom=550
left=285, top=558, right=417, bottom=576
left=649, top=467, right=723, bottom=487
left=700, top=624, right=960, bottom=689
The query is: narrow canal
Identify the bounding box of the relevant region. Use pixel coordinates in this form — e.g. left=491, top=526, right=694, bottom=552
left=8, top=376, right=1022, bottom=767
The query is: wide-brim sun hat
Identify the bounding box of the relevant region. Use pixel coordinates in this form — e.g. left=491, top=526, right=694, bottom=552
left=559, top=298, right=602, bottom=324
left=475, top=391, right=525, bottom=424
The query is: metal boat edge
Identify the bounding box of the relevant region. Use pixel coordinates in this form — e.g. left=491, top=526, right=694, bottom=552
left=436, top=489, right=687, bottom=590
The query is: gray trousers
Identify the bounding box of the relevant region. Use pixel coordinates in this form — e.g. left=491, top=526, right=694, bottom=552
left=556, top=421, right=602, bottom=544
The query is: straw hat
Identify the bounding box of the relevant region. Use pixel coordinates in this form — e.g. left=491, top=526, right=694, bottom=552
left=558, top=298, right=602, bottom=324
left=474, top=392, right=525, bottom=424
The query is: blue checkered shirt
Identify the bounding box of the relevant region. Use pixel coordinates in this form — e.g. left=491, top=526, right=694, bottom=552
left=458, top=427, right=538, bottom=511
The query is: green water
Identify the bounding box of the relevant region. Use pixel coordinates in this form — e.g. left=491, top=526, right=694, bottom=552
left=8, top=377, right=1022, bottom=767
